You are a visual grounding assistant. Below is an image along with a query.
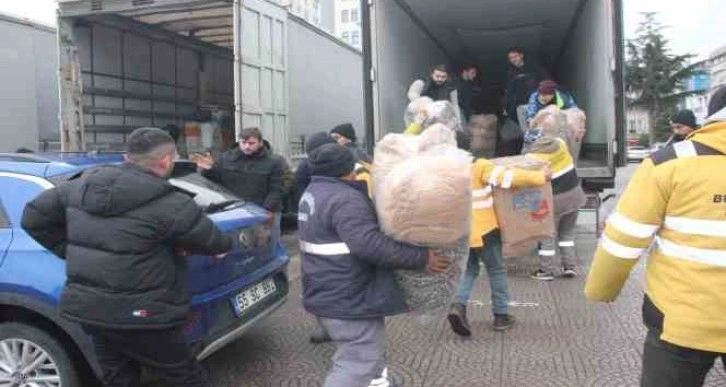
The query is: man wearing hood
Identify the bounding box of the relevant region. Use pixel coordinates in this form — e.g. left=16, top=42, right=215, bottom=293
left=21, top=127, right=235, bottom=386
left=585, top=86, right=726, bottom=387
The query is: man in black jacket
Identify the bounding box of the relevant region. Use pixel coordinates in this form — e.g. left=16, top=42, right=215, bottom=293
left=197, top=127, right=284, bottom=226
left=22, top=128, right=234, bottom=386
left=505, top=48, right=550, bottom=123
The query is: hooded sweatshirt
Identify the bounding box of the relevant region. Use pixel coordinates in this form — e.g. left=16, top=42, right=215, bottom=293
left=21, top=164, right=233, bottom=329
left=585, top=108, right=726, bottom=352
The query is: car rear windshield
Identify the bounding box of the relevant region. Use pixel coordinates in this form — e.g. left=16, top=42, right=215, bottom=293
left=169, top=173, right=243, bottom=210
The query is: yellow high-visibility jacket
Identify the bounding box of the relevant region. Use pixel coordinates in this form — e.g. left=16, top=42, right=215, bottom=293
left=355, top=161, right=373, bottom=198
left=585, top=117, right=726, bottom=353
left=470, top=159, right=547, bottom=248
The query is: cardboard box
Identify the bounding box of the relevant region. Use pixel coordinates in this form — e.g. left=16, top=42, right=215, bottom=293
left=491, top=156, right=555, bottom=257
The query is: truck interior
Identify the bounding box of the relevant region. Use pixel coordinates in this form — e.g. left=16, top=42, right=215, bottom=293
left=367, top=0, right=625, bottom=185
left=57, top=0, right=288, bottom=154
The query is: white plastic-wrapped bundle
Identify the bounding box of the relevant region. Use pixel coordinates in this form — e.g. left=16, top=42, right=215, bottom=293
left=404, top=97, right=434, bottom=127
left=373, top=124, right=472, bottom=315
left=422, top=100, right=462, bottom=132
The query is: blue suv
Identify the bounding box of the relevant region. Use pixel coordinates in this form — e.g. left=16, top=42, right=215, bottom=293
left=0, top=152, right=289, bottom=385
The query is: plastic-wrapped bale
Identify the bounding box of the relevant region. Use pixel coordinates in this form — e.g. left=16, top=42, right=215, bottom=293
left=404, top=97, right=434, bottom=127
left=490, top=155, right=555, bottom=258
left=422, top=100, right=461, bottom=132
left=469, top=114, right=498, bottom=158
left=564, top=108, right=587, bottom=159
left=373, top=125, right=472, bottom=312
left=529, top=106, right=576, bottom=157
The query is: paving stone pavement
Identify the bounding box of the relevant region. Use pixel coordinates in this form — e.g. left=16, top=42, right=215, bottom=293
left=204, top=225, right=726, bottom=387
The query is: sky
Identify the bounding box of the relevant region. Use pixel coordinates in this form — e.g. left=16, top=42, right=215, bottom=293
left=2, top=0, right=725, bottom=60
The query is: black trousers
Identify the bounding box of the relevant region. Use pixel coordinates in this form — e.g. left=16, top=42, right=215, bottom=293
left=83, top=325, right=206, bottom=387
left=642, top=330, right=725, bottom=387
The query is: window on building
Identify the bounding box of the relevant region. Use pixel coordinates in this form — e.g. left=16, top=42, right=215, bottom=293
left=351, top=31, right=360, bottom=46
left=351, top=9, right=359, bottom=22
left=341, top=9, right=349, bottom=23
left=342, top=31, right=350, bottom=41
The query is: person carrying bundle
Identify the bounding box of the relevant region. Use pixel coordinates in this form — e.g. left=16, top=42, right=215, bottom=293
left=522, top=128, right=586, bottom=280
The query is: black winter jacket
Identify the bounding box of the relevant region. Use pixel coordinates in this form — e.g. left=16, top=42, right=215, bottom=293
left=203, top=148, right=284, bottom=212
left=21, top=164, right=234, bottom=329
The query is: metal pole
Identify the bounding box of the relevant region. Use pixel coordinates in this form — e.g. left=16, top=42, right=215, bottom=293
left=233, top=0, right=244, bottom=139
left=360, top=0, right=375, bottom=154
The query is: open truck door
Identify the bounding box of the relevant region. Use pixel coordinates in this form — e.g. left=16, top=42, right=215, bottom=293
left=360, top=0, right=626, bottom=191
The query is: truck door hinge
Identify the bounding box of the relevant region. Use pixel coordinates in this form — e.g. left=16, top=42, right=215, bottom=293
left=370, top=68, right=376, bottom=82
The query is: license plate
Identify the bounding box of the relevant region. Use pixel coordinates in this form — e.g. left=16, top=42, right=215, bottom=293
left=231, top=278, right=277, bottom=316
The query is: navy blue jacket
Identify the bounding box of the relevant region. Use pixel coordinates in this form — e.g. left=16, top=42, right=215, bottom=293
left=298, top=177, right=428, bottom=319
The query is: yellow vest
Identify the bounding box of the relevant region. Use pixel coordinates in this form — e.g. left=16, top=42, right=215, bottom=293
left=355, top=161, right=373, bottom=198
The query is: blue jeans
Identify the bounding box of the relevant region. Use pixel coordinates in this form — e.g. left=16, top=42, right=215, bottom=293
left=455, top=231, right=509, bottom=316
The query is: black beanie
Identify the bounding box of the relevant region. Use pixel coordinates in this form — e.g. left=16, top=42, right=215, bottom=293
left=310, top=144, right=355, bottom=178
left=670, top=110, right=697, bottom=128
left=708, top=86, right=726, bottom=117
left=330, top=123, right=357, bottom=142
left=305, top=131, right=336, bottom=154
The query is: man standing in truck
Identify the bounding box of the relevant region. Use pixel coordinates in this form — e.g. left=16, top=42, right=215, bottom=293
left=407, top=64, right=462, bottom=124
left=505, top=48, right=549, bottom=123
left=458, top=64, right=483, bottom=122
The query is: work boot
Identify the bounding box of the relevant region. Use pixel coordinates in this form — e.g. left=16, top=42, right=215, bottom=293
left=492, top=314, right=517, bottom=331
left=309, top=325, right=332, bottom=344
left=447, top=303, right=471, bottom=337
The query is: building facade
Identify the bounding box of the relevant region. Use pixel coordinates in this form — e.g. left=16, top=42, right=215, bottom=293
left=334, top=0, right=362, bottom=49
left=709, top=45, right=726, bottom=97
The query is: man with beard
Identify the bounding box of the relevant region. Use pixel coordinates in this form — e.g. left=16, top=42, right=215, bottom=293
left=505, top=48, right=549, bottom=124
left=408, top=64, right=462, bottom=124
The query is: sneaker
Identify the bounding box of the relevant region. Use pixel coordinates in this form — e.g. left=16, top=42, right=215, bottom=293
left=562, top=267, right=578, bottom=278
left=531, top=270, right=555, bottom=281
left=309, top=326, right=332, bottom=344
left=493, top=314, right=517, bottom=331
left=447, top=303, right=472, bottom=337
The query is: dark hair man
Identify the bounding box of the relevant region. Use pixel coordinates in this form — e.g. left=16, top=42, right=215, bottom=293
left=21, top=127, right=234, bottom=386
left=666, top=109, right=699, bottom=147
left=505, top=48, right=550, bottom=123
left=407, top=64, right=463, bottom=124
left=196, top=127, right=285, bottom=223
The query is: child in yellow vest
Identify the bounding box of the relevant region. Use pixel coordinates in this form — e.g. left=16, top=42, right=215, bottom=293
left=448, top=154, right=550, bottom=336
left=523, top=128, right=586, bottom=281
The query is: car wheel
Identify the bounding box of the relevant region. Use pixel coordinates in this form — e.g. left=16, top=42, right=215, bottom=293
left=0, top=322, right=80, bottom=387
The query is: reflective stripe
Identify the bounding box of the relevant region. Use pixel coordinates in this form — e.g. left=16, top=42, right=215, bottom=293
left=599, top=235, right=644, bottom=259
left=656, top=236, right=726, bottom=268
left=674, top=140, right=697, bottom=158
left=473, top=186, right=492, bottom=197
left=0, top=172, right=54, bottom=190
left=539, top=250, right=556, bottom=256
left=501, top=170, right=514, bottom=189
left=607, top=212, right=659, bottom=239
left=552, top=163, right=575, bottom=179
left=473, top=199, right=494, bottom=209
left=489, top=166, right=505, bottom=187
left=558, top=241, right=575, bottom=247
left=299, top=241, right=351, bottom=256
left=665, top=216, right=726, bottom=237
